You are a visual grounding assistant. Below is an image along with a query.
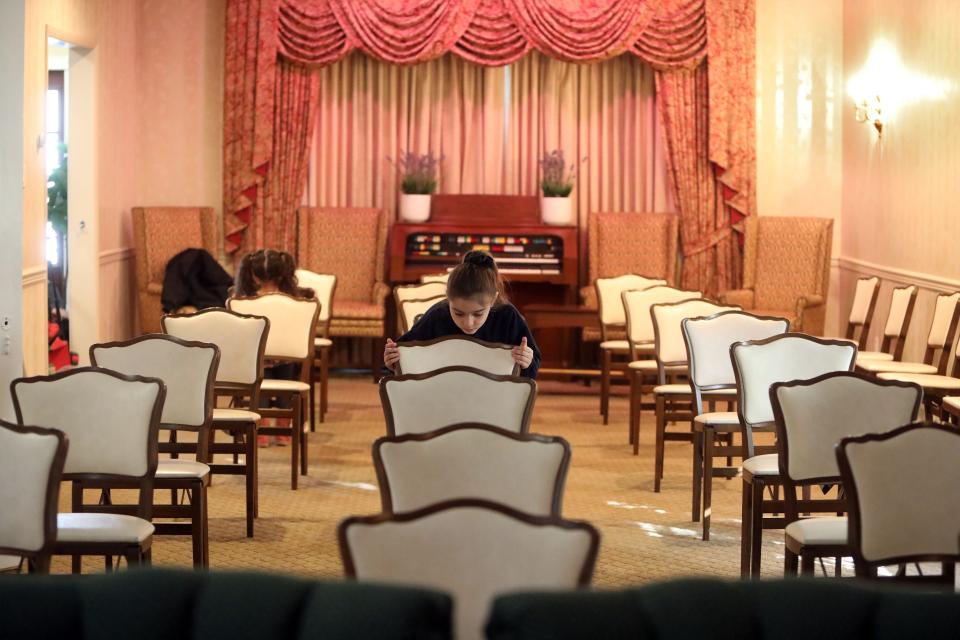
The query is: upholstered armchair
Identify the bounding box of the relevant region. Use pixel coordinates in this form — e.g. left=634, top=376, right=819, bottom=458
left=581, top=212, right=680, bottom=341
left=297, top=207, right=390, bottom=371
left=719, top=216, right=833, bottom=335
left=132, top=207, right=220, bottom=334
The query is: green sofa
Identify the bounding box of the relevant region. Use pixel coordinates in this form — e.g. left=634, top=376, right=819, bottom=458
left=487, top=578, right=960, bottom=639
left=0, top=569, right=451, bottom=639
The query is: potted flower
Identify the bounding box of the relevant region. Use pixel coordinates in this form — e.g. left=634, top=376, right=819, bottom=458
left=539, top=149, right=584, bottom=225
left=392, top=151, right=441, bottom=223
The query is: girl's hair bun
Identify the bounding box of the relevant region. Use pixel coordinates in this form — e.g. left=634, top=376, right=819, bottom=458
left=463, top=250, right=495, bottom=268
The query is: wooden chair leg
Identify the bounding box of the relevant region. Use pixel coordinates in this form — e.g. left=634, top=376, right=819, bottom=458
left=309, top=363, right=317, bottom=433
left=692, top=430, right=703, bottom=523
left=800, top=552, right=815, bottom=576
left=750, top=479, right=765, bottom=577
left=702, top=428, right=716, bottom=541
left=300, top=393, right=308, bottom=476
left=245, top=424, right=256, bottom=537
left=784, top=548, right=799, bottom=576
left=628, top=370, right=638, bottom=446
left=740, top=477, right=752, bottom=578
left=601, top=349, right=611, bottom=424
left=191, top=483, right=209, bottom=568
left=291, top=401, right=300, bottom=490
left=29, top=555, right=51, bottom=574
left=71, top=555, right=81, bottom=574
left=320, top=347, right=329, bottom=421
left=654, top=395, right=666, bottom=492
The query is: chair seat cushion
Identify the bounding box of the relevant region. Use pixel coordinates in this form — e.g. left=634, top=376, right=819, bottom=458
left=0, top=555, right=20, bottom=571
left=876, top=373, right=960, bottom=390
left=314, top=337, right=333, bottom=348
left=784, top=516, right=848, bottom=546
left=260, top=379, right=311, bottom=392
left=57, top=513, right=154, bottom=544
left=600, top=340, right=631, bottom=351
left=694, top=411, right=740, bottom=426
left=857, top=360, right=937, bottom=375
left=212, top=408, right=260, bottom=422
left=332, top=300, right=385, bottom=320
left=944, top=396, right=960, bottom=412
left=653, top=383, right=692, bottom=395
left=742, top=453, right=779, bottom=476
left=856, top=350, right=894, bottom=362
left=156, top=459, right=209, bottom=479
left=628, top=361, right=686, bottom=373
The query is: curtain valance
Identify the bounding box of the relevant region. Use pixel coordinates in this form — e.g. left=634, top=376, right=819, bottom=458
left=276, top=0, right=705, bottom=69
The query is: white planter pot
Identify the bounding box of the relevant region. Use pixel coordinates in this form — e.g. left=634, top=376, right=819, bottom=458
left=399, top=193, right=432, bottom=223
left=540, top=196, right=573, bottom=225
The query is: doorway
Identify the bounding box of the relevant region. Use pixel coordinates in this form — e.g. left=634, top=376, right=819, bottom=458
left=45, top=34, right=98, bottom=368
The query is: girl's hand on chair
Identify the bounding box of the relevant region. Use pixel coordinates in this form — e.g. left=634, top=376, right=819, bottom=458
left=384, top=338, right=400, bottom=371
left=512, top=337, right=533, bottom=369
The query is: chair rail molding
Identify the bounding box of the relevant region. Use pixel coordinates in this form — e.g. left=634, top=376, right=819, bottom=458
left=99, top=246, right=134, bottom=266
left=838, top=256, right=960, bottom=294
left=22, top=265, right=47, bottom=287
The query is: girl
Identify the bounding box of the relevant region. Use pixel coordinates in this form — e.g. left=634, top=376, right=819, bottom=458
left=233, top=249, right=314, bottom=299
left=233, top=249, right=314, bottom=446
left=384, top=251, right=540, bottom=378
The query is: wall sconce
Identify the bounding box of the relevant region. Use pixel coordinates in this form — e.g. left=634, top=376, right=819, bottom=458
left=853, top=95, right=883, bottom=137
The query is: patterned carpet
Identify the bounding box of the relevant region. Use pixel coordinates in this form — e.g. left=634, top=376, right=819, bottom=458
left=52, top=374, right=791, bottom=582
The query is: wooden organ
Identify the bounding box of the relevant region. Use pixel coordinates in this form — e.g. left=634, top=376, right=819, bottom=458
left=388, top=195, right=580, bottom=368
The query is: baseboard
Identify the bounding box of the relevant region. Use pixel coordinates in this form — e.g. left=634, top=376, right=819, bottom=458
left=837, top=256, right=960, bottom=293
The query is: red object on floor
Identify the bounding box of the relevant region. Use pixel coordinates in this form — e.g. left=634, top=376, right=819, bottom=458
left=48, top=323, right=71, bottom=371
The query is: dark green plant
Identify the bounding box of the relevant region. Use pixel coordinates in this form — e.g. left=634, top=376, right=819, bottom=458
left=47, top=143, right=68, bottom=235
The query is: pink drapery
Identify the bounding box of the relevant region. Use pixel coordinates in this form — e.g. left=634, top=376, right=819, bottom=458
left=223, top=0, right=755, bottom=293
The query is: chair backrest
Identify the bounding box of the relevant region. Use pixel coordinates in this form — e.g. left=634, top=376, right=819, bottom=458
left=397, top=336, right=519, bottom=376
left=132, top=207, right=219, bottom=333
left=380, top=367, right=536, bottom=436
left=90, top=335, right=218, bottom=431
left=297, top=207, right=387, bottom=303
left=0, top=422, right=67, bottom=562
left=162, top=308, right=268, bottom=390
left=651, top=300, right=735, bottom=373
left=771, top=372, right=921, bottom=485
left=731, top=333, right=856, bottom=431
left=622, top=286, right=701, bottom=353
left=588, top=212, right=679, bottom=286
left=421, top=272, right=450, bottom=284
left=228, top=294, right=320, bottom=366
left=743, top=216, right=833, bottom=314
left=373, top=424, right=571, bottom=516
left=838, top=424, right=960, bottom=567
left=294, top=269, right=337, bottom=330
left=339, top=499, right=599, bottom=640
left=845, top=277, right=880, bottom=349
left=11, top=368, right=165, bottom=519
left=683, top=310, right=790, bottom=398
left=394, top=282, right=448, bottom=333
left=399, top=296, right=446, bottom=333
left=595, top=275, right=668, bottom=334
left=921, top=292, right=960, bottom=373
left=878, top=284, right=918, bottom=359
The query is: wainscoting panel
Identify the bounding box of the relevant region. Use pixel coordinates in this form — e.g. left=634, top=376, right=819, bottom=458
left=99, top=247, right=136, bottom=342
left=22, top=266, right=47, bottom=376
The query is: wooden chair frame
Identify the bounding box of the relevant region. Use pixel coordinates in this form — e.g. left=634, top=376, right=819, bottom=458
left=163, top=307, right=269, bottom=537
left=372, top=423, right=571, bottom=516
left=379, top=366, right=537, bottom=437
left=228, top=293, right=320, bottom=491
left=837, top=422, right=960, bottom=586
left=731, top=334, right=857, bottom=577
left=395, top=335, right=520, bottom=377
left=844, top=276, right=881, bottom=350
left=683, top=310, right=789, bottom=541
left=398, top=295, right=446, bottom=334
left=12, top=368, right=165, bottom=572
left=88, top=334, right=219, bottom=567
left=0, top=421, right=68, bottom=574
left=771, top=372, right=922, bottom=577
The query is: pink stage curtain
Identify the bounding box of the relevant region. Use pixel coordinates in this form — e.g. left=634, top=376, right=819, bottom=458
left=223, top=0, right=756, bottom=294
left=506, top=51, right=672, bottom=282
left=306, top=52, right=506, bottom=219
